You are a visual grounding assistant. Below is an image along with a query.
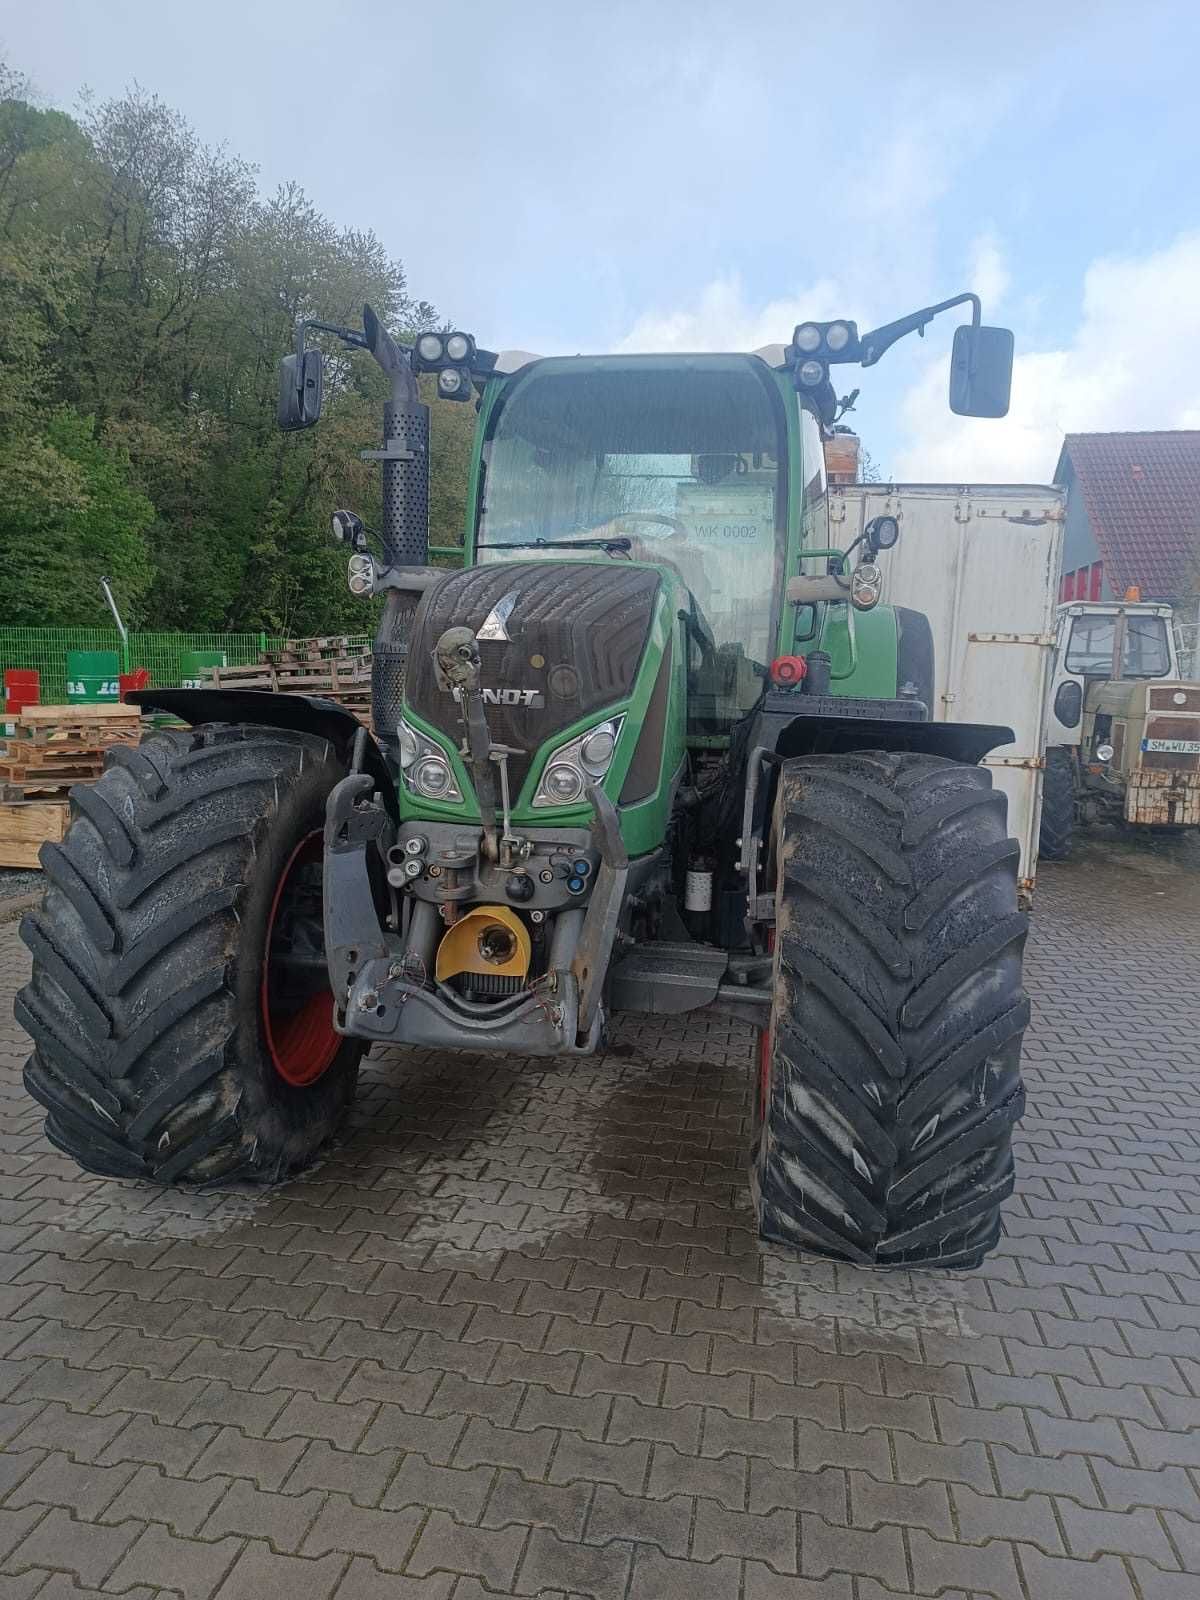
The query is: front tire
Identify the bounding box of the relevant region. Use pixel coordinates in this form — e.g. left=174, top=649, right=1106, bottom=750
left=18, top=723, right=363, bottom=1184
left=1038, top=746, right=1076, bottom=861
left=754, top=751, right=1028, bottom=1269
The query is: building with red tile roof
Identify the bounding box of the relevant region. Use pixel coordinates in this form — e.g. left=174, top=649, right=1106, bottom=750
left=1054, top=432, right=1200, bottom=620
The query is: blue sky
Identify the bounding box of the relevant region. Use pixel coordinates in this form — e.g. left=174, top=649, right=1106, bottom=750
left=6, top=0, right=1200, bottom=480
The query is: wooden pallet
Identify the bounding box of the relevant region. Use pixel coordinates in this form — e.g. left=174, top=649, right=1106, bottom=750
left=204, top=664, right=275, bottom=691
left=0, top=704, right=141, bottom=801
left=205, top=657, right=372, bottom=722
left=0, top=801, right=68, bottom=865
left=17, top=703, right=141, bottom=727
left=266, top=636, right=371, bottom=665
left=2, top=769, right=102, bottom=801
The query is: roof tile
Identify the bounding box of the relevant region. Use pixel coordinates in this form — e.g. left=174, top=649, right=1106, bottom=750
left=1055, top=431, right=1200, bottom=600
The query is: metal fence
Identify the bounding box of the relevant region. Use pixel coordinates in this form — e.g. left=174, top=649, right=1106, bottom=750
left=0, top=628, right=284, bottom=705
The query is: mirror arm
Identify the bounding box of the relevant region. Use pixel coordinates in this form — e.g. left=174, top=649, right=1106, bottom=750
left=302, top=318, right=369, bottom=351
left=294, top=309, right=420, bottom=408
left=363, top=303, right=419, bottom=407
left=857, top=291, right=981, bottom=367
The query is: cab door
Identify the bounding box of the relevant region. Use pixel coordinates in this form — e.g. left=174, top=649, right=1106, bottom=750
left=1043, top=607, right=1089, bottom=749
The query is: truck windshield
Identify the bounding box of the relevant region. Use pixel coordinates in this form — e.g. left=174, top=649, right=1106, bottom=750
left=1065, top=613, right=1173, bottom=677
left=476, top=361, right=785, bottom=675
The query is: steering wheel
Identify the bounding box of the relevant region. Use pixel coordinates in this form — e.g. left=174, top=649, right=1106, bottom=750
left=594, top=512, right=690, bottom=543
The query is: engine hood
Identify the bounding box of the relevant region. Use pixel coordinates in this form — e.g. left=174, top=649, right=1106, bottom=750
left=404, top=560, right=662, bottom=796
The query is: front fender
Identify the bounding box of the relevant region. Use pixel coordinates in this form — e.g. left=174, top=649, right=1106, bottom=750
left=771, top=713, right=1014, bottom=764
left=129, top=687, right=398, bottom=820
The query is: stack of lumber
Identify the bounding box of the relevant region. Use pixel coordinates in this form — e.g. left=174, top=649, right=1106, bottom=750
left=0, top=703, right=142, bottom=867
left=0, top=704, right=142, bottom=800
left=0, top=801, right=68, bottom=868
left=205, top=636, right=371, bottom=721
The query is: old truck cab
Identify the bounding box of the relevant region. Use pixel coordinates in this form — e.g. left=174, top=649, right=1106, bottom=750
left=1042, top=597, right=1200, bottom=841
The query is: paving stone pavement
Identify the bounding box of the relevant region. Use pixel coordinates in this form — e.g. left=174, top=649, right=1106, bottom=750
left=0, top=837, right=1197, bottom=1598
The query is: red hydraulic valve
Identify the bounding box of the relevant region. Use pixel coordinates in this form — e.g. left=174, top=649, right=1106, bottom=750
left=769, top=654, right=807, bottom=687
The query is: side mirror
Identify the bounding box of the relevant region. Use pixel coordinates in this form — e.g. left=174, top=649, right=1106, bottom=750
left=277, top=349, right=324, bottom=431
left=949, top=324, right=1013, bottom=418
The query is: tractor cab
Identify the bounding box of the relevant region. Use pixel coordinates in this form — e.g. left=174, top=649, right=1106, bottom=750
left=1040, top=595, right=1200, bottom=849
left=469, top=353, right=793, bottom=733
left=1045, top=596, right=1180, bottom=747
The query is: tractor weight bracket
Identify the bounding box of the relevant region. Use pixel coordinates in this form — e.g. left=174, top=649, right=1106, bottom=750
left=322, top=773, right=392, bottom=1012
left=572, top=783, right=629, bottom=1041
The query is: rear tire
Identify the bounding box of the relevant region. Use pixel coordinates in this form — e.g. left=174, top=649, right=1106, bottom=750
left=18, top=723, right=363, bottom=1184
left=1038, top=746, right=1076, bottom=861
left=753, top=750, right=1028, bottom=1269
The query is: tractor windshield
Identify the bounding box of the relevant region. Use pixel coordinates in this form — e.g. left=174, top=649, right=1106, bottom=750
left=476, top=358, right=785, bottom=678
left=1064, top=612, right=1173, bottom=678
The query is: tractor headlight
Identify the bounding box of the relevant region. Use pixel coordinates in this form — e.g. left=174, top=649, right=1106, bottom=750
left=416, top=332, right=444, bottom=364
left=444, top=331, right=473, bottom=363
left=413, top=757, right=454, bottom=799
left=794, top=323, right=822, bottom=353
left=532, top=717, right=624, bottom=808
left=796, top=359, right=825, bottom=388
left=542, top=763, right=585, bottom=805
left=397, top=718, right=462, bottom=802
left=825, top=321, right=851, bottom=352
left=579, top=725, right=617, bottom=775
left=1096, top=742, right=1115, bottom=763
left=438, top=367, right=466, bottom=398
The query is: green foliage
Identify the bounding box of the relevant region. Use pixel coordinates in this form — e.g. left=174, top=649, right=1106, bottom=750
left=0, top=406, right=154, bottom=626
left=0, top=59, right=463, bottom=634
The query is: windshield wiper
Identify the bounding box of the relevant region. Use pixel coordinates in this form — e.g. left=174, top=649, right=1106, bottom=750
left=477, top=537, right=632, bottom=555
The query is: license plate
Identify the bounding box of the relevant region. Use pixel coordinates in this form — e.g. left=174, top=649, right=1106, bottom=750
left=1143, top=738, right=1200, bottom=754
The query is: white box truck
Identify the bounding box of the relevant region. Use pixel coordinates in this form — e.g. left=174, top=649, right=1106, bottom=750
left=828, top=482, right=1066, bottom=890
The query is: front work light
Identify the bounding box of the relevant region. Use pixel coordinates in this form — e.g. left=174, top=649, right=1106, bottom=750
left=794, top=323, right=822, bottom=353
left=444, top=331, right=474, bottom=363
left=532, top=717, right=624, bottom=807
left=416, top=333, right=445, bottom=364
left=437, top=367, right=469, bottom=399
left=796, top=359, right=826, bottom=388
left=541, top=763, right=585, bottom=805
left=397, top=718, right=463, bottom=802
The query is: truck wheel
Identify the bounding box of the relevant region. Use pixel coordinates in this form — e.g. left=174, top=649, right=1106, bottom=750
left=754, top=751, right=1028, bottom=1269
left=17, top=724, right=363, bottom=1184
left=1038, top=747, right=1076, bottom=861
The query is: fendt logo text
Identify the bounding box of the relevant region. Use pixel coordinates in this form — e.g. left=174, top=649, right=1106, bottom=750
left=482, top=687, right=544, bottom=707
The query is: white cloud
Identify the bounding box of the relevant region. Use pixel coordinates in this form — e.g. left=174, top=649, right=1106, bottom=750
left=607, top=77, right=1017, bottom=359
left=613, top=274, right=849, bottom=354
left=968, top=232, right=1010, bottom=310
left=893, top=232, right=1200, bottom=482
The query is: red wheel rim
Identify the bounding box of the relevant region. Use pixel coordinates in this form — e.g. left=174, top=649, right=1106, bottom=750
left=261, top=831, right=340, bottom=1087
left=758, top=928, right=776, bottom=1119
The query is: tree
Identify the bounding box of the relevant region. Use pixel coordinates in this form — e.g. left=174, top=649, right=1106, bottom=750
left=0, top=60, right=458, bottom=636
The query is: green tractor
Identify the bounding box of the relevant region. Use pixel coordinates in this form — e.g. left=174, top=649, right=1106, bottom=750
left=18, top=296, right=1029, bottom=1268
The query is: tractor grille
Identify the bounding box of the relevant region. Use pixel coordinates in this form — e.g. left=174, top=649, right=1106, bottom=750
left=1149, top=686, right=1200, bottom=713
left=405, top=561, right=660, bottom=795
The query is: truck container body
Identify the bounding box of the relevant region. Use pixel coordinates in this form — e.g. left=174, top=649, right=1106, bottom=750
left=828, top=482, right=1065, bottom=888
